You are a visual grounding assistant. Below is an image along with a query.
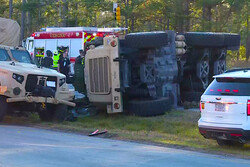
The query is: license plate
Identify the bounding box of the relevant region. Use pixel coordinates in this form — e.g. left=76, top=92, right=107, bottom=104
left=215, top=103, right=225, bottom=112
left=46, top=81, right=56, bottom=87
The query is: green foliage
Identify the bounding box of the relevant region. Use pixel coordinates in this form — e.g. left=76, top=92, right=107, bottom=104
left=0, top=0, right=249, bottom=61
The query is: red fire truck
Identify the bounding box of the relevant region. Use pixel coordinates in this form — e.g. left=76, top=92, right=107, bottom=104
left=24, top=27, right=124, bottom=72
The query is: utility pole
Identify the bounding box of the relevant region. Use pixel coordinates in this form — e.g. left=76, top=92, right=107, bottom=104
left=124, top=0, right=128, bottom=34
left=21, top=0, right=26, bottom=42
left=246, top=4, right=249, bottom=61
left=9, top=0, right=13, bottom=19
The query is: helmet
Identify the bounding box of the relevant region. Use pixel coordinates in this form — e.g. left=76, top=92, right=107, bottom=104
left=53, top=50, right=58, bottom=55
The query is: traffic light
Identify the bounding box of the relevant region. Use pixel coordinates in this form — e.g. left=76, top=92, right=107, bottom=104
left=115, top=6, right=121, bottom=23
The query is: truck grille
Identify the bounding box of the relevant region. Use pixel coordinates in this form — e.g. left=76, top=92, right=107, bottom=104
left=89, top=57, right=110, bottom=94
left=25, top=74, right=57, bottom=92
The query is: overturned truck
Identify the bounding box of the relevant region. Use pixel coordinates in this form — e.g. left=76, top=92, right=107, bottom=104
left=74, top=31, right=240, bottom=116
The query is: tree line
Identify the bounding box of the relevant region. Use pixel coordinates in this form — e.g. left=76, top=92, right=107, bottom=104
left=0, top=0, right=249, bottom=64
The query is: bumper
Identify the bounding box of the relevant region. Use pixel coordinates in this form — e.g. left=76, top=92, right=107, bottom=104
left=199, top=126, right=250, bottom=142
left=6, top=96, right=76, bottom=107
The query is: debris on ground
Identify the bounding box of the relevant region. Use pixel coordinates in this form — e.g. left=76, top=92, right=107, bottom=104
left=88, top=129, right=108, bottom=136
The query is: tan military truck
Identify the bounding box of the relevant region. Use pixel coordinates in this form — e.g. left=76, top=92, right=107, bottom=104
left=75, top=31, right=240, bottom=116
left=0, top=18, right=75, bottom=122
left=75, top=31, right=182, bottom=116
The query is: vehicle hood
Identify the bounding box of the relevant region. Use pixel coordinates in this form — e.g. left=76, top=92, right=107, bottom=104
left=0, top=61, right=65, bottom=77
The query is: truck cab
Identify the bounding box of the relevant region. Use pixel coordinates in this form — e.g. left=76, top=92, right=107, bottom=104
left=85, top=36, right=122, bottom=113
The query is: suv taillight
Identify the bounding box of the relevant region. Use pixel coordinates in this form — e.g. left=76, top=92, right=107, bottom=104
left=200, top=102, right=205, bottom=112
left=247, top=100, right=250, bottom=116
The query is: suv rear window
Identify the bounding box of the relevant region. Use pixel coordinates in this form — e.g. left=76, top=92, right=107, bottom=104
left=11, top=50, right=33, bottom=64
left=0, top=49, right=11, bottom=61
left=204, top=77, right=250, bottom=96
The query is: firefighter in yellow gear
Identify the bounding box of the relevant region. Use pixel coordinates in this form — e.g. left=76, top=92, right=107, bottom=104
left=53, top=47, right=69, bottom=69
left=35, top=48, right=44, bottom=66
left=53, top=50, right=61, bottom=68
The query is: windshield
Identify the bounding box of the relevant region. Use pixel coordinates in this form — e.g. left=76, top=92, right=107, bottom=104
left=204, top=77, right=250, bottom=96
left=0, top=49, right=11, bottom=61
left=11, top=49, right=33, bottom=64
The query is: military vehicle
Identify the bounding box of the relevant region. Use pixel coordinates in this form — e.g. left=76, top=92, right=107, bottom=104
left=0, top=18, right=75, bottom=122
left=74, top=30, right=240, bottom=116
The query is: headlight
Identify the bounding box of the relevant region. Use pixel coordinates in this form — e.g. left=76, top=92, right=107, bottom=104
left=59, top=78, right=66, bottom=87
left=12, top=73, right=24, bottom=84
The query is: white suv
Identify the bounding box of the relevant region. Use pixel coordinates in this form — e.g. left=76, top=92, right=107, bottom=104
left=198, top=69, right=250, bottom=146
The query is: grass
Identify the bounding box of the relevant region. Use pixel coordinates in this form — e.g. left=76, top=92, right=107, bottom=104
left=2, top=109, right=250, bottom=158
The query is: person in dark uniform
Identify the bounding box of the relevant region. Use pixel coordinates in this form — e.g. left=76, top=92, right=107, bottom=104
left=58, top=49, right=71, bottom=79
left=75, top=49, right=86, bottom=65
left=74, top=49, right=88, bottom=94
left=41, top=50, right=53, bottom=68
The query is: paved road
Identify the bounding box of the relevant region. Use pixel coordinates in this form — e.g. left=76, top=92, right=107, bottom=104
left=0, top=125, right=250, bottom=167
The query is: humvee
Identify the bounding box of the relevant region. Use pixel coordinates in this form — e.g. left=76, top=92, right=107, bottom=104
left=0, top=45, right=75, bottom=122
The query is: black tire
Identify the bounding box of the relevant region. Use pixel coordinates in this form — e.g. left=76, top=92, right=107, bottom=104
left=217, top=139, right=244, bottom=147
left=37, top=103, right=54, bottom=122
left=224, top=33, right=240, bottom=50
left=53, top=104, right=69, bottom=122
left=37, top=104, right=68, bottom=122
left=125, top=32, right=168, bottom=48
left=128, top=97, right=171, bottom=117
left=180, top=79, right=204, bottom=92
left=182, top=91, right=203, bottom=102
left=0, top=96, right=8, bottom=122
left=216, top=139, right=233, bottom=146
left=185, top=32, right=225, bottom=47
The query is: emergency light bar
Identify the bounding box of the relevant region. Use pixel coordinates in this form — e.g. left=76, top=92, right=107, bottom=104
left=45, top=27, right=98, bottom=32
left=44, top=27, right=127, bottom=33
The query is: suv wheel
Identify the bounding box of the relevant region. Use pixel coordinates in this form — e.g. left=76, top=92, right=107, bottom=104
left=0, top=96, right=8, bottom=122
left=216, top=139, right=233, bottom=146
left=216, top=139, right=244, bottom=147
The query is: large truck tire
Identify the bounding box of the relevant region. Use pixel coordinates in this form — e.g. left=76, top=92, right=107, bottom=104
left=128, top=97, right=171, bottom=117
left=185, top=32, right=225, bottom=47
left=185, top=32, right=240, bottom=50
left=180, top=79, right=204, bottom=92
left=125, top=32, right=168, bottom=48
left=182, top=91, right=203, bottom=102
left=0, top=96, right=7, bottom=122
left=224, top=33, right=240, bottom=50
